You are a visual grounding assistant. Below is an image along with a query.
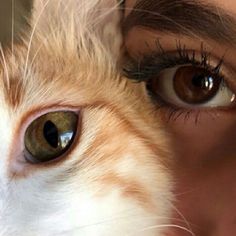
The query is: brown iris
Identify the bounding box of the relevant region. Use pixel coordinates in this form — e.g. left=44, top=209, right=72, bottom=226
left=173, top=66, right=221, bottom=104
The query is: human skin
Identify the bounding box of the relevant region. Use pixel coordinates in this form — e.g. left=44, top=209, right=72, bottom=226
left=124, top=0, right=236, bottom=235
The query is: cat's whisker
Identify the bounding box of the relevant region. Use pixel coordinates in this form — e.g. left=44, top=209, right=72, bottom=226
left=170, top=203, right=193, bottom=233
left=27, top=0, right=96, bottom=72
left=11, top=0, right=15, bottom=58
left=0, top=44, right=10, bottom=89
left=28, top=39, right=45, bottom=71
left=92, top=1, right=124, bottom=28
left=53, top=207, right=146, bottom=235
left=134, top=224, right=196, bottom=236
left=57, top=211, right=188, bottom=235
left=23, top=0, right=52, bottom=80
left=174, top=186, right=201, bottom=197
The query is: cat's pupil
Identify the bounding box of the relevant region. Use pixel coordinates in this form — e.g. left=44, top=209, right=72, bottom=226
left=43, top=120, right=59, bottom=148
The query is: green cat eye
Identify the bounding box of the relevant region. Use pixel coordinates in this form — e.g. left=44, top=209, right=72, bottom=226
left=24, top=111, right=78, bottom=163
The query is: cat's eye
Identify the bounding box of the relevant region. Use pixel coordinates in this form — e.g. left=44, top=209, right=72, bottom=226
left=24, top=111, right=78, bottom=164
left=146, top=65, right=235, bottom=108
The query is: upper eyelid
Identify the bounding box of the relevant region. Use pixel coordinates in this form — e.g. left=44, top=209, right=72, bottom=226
left=124, top=44, right=236, bottom=104
left=123, top=42, right=225, bottom=82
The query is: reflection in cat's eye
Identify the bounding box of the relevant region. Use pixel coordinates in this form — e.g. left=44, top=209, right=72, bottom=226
left=24, top=111, right=79, bottom=164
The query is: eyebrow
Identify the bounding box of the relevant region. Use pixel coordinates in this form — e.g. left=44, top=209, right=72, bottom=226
left=122, top=0, right=236, bottom=45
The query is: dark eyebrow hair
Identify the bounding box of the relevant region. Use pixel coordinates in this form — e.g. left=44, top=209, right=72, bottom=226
left=122, top=0, right=236, bottom=45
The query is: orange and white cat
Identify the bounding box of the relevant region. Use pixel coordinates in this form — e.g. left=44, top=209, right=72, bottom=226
left=0, top=0, right=173, bottom=235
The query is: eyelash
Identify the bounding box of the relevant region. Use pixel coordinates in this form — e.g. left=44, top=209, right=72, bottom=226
left=124, top=41, right=227, bottom=123
left=124, top=40, right=225, bottom=82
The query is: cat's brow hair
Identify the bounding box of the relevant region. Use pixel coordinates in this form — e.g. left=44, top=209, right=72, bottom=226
left=0, top=0, right=123, bottom=110
left=0, top=45, right=26, bottom=109
left=123, top=0, right=236, bottom=46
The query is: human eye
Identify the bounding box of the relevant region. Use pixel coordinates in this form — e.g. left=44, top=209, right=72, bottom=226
left=124, top=41, right=236, bottom=121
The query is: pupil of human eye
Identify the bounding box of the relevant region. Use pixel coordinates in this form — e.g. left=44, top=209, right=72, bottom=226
left=192, top=73, right=212, bottom=89
left=173, top=66, right=221, bottom=104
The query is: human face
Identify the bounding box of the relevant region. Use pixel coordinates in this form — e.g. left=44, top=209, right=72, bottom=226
left=123, top=0, right=236, bottom=235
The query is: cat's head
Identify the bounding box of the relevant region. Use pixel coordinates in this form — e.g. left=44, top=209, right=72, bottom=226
left=0, top=1, right=172, bottom=235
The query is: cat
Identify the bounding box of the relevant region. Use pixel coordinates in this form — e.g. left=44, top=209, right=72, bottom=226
left=0, top=0, right=173, bottom=235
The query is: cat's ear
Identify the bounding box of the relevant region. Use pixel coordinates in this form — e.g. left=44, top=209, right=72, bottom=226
left=30, top=0, right=122, bottom=58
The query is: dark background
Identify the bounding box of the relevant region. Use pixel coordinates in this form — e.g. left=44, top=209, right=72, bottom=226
left=0, top=0, right=32, bottom=44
